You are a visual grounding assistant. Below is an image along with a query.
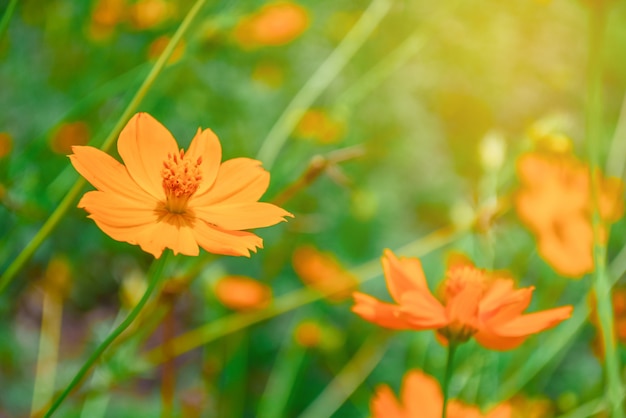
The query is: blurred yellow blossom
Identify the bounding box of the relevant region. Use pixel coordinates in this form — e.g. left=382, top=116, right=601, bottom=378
left=128, top=0, right=172, bottom=30
left=295, top=109, right=345, bottom=144
left=214, top=275, right=272, bottom=311
left=233, top=2, right=309, bottom=48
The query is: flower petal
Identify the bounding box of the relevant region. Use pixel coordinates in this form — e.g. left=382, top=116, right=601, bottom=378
left=381, top=249, right=430, bottom=303
left=473, top=327, right=527, bottom=351
left=398, top=291, right=448, bottom=329
left=78, top=190, right=159, bottom=228
left=192, top=158, right=269, bottom=206
left=402, top=371, right=442, bottom=418
left=190, top=202, right=293, bottom=230
left=192, top=220, right=263, bottom=257
left=70, top=146, right=154, bottom=201
left=352, top=292, right=414, bottom=330
left=117, top=113, right=178, bottom=199
left=185, top=127, right=222, bottom=194
left=480, top=283, right=534, bottom=326
left=370, top=385, right=405, bottom=418
left=490, top=305, right=573, bottom=338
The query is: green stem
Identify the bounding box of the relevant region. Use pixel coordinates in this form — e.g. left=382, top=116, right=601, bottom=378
left=42, top=253, right=170, bottom=417
left=441, top=343, right=457, bottom=418
left=586, top=3, right=624, bottom=418
left=255, top=0, right=391, bottom=168
left=0, top=0, right=209, bottom=294
left=0, top=0, right=18, bottom=46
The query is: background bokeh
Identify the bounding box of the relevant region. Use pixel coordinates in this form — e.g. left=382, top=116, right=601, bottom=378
left=2, top=0, right=626, bottom=416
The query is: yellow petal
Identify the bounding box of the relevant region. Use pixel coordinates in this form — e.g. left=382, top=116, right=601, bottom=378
left=70, top=146, right=153, bottom=201
left=193, top=157, right=269, bottom=205
left=117, top=113, right=177, bottom=199
left=190, top=202, right=292, bottom=230
left=78, top=190, right=158, bottom=227
left=185, top=127, right=222, bottom=195
left=192, top=220, right=263, bottom=257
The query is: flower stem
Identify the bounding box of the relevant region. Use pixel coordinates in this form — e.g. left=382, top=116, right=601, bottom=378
left=42, top=253, right=170, bottom=418
left=0, top=0, right=18, bottom=46
left=586, top=3, right=625, bottom=418
left=0, top=0, right=209, bottom=294
left=255, top=0, right=392, bottom=168
left=441, top=343, right=458, bottom=418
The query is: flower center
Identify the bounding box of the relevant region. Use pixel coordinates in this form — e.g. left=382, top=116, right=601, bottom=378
left=161, top=149, right=202, bottom=214
left=440, top=265, right=488, bottom=343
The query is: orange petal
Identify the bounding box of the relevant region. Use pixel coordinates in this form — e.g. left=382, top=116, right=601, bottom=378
left=192, top=220, right=263, bottom=257
left=490, top=305, right=573, bottom=338
left=485, top=403, right=513, bottom=418
left=398, top=291, right=448, bottom=329
left=117, top=113, right=177, bottom=199
left=480, top=285, right=534, bottom=327
left=70, top=146, right=154, bottom=201
left=149, top=213, right=200, bottom=257
left=402, top=371, right=442, bottom=418
left=447, top=401, right=485, bottom=418
left=352, top=292, right=414, bottom=330
left=473, top=327, right=527, bottom=351
left=78, top=190, right=158, bottom=228
left=91, top=218, right=164, bottom=258
left=192, top=158, right=269, bottom=206
left=370, top=385, right=405, bottom=418
left=190, top=202, right=293, bottom=230
left=185, top=127, right=222, bottom=195
left=381, top=249, right=430, bottom=303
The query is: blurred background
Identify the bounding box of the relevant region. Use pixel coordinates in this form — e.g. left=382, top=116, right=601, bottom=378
left=2, top=0, right=626, bottom=416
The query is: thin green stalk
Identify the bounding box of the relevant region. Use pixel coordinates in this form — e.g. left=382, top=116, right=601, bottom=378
left=298, top=332, right=391, bottom=418
left=441, top=343, right=458, bottom=418
left=0, top=0, right=18, bottom=46
left=42, top=253, right=170, bottom=418
left=0, top=0, right=210, bottom=294
left=255, top=0, right=392, bottom=168
left=586, top=3, right=624, bottom=417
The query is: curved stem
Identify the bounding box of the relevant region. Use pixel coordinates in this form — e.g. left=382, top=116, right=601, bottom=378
left=0, top=0, right=18, bottom=46
left=441, top=343, right=457, bottom=418
left=42, top=253, right=170, bottom=417
left=255, top=0, right=391, bottom=168
left=585, top=3, right=625, bottom=418
left=0, top=0, right=209, bottom=294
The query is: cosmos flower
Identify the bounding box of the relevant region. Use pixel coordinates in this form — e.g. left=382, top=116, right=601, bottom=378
left=516, top=152, right=623, bottom=277
left=371, top=369, right=512, bottom=418
left=214, top=275, right=272, bottom=311
left=70, top=112, right=292, bottom=258
left=352, top=250, right=572, bottom=350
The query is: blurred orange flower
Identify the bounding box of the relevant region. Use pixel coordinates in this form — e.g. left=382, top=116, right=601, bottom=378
left=233, top=2, right=309, bottom=48
left=352, top=250, right=573, bottom=350
left=70, top=112, right=293, bottom=258
left=128, top=0, right=172, bottom=30
left=295, top=109, right=345, bottom=144
left=371, top=369, right=512, bottom=418
left=50, top=121, right=90, bottom=154
left=89, top=0, right=126, bottom=40
left=147, top=36, right=185, bottom=64
left=0, top=132, right=12, bottom=158
left=516, top=152, right=623, bottom=277
left=292, top=245, right=359, bottom=302
left=214, top=276, right=272, bottom=311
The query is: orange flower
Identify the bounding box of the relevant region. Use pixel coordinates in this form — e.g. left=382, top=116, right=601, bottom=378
left=292, top=245, right=358, bottom=302
left=0, top=132, right=12, bottom=158
left=147, top=36, right=185, bottom=64
left=50, top=121, right=90, bottom=154
left=371, top=369, right=512, bottom=418
left=233, top=2, right=309, bottom=48
left=295, top=109, right=345, bottom=144
left=70, top=113, right=292, bottom=258
left=214, top=276, right=272, bottom=311
left=352, top=250, right=572, bottom=350
left=516, top=152, right=624, bottom=277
